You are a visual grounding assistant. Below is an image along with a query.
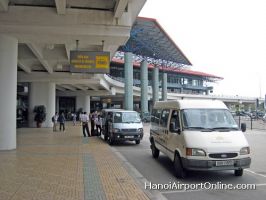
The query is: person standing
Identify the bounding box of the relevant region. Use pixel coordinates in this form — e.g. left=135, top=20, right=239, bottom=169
left=58, top=112, right=66, bottom=132
left=52, top=112, right=59, bottom=132
left=95, top=114, right=102, bottom=136
left=81, top=112, right=90, bottom=137
left=90, top=111, right=96, bottom=133
left=72, top=113, right=77, bottom=126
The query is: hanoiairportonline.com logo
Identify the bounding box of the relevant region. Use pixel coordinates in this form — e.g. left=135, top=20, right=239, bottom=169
left=145, top=181, right=256, bottom=191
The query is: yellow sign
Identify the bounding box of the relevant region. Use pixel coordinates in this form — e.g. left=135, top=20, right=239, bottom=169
left=70, top=51, right=110, bottom=73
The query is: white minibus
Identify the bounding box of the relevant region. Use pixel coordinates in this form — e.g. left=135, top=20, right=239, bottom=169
left=150, top=100, right=251, bottom=178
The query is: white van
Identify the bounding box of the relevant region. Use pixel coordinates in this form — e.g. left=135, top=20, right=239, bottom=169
left=150, top=100, right=251, bottom=178
left=106, top=110, right=144, bottom=145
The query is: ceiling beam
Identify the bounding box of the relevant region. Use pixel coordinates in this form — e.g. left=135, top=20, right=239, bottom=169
left=114, top=0, right=128, bottom=18
left=56, top=85, right=66, bottom=91
left=18, top=71, right=99, bottom=85
left=88, top=85, right=99, bottom=91
left=60, top=84, right=77, bottom=91
left=75, top=85, right=88, bottom=91
left=100, top=79, right=110, bottom=91
left=57, top=90, right=112, bottom=96
left=0, top=0, right=8, bottom=12
left=26, top=43, right=54, bottom=74
left=55, top=0, right=66, bottom=15
left=17, top=60, right=31, bottom=73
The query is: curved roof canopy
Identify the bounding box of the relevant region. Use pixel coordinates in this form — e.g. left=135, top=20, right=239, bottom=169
left=119, top=17, right=192, bottom=66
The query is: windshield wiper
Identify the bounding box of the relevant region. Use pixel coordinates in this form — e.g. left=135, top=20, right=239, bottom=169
left=211, top=127, right=239, bottom=131
left=212, top=127, right=238, bottom=130
left=185, top=127, right=214, bottom=131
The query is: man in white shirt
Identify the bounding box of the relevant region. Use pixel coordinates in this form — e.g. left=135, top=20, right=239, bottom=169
left=81, top=112, right=90, bottom=137
left=52, top=112, right=59, bottom=132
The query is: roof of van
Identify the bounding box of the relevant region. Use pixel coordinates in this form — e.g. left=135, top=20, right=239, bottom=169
left=102, top=109, right=124, bottom=112
left=113, top=110, right=138, bottom=113
left=153, top=100, right=228, bottom=110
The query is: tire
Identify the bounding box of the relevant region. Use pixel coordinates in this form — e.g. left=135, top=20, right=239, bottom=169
left=108, top=134, right=114, bottom=145
left=234, top=169, right=243, bottom=176
left=174, top=154, right=187, bottom=178
left=151, top=143, right=160, bottom=158
left=135, top=140, right=140, bottom=145
left=104, top=133, right=108, bottom=141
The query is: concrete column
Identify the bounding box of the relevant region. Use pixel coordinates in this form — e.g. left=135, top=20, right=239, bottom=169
left=0, top=35, right=18, bottom=150
left=84, top=95, right=91, bottom=113
left=124, top=52, right=133, bottom=110
left=76, top=95, right=90, bottom=113
left=162, top=72, right=168, bottom=101
left=140, top=60, right=148, bottom=114
left=152, top=66, right=159, bottom=105
left=29, top=82, right=56, bottom=128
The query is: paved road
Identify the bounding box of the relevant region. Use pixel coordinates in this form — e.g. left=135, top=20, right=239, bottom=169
left=112, top=124, right=266, bottom=200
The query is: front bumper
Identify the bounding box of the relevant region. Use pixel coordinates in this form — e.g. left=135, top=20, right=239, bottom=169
left=181, top=157, right=251, bottom=171
left=112, top=132, right=143, bottom=141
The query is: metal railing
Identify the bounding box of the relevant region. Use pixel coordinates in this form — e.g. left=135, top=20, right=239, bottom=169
left=234, top=115, right=266, bottom=131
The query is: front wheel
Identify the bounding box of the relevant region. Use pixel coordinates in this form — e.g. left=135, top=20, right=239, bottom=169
left=104, top=133, right=108, bottom=141
left=174, top=154, right=186, bottom=178
left=234, top=169, right=243, bottom=176
left=108, top=134, right=114, bottom=145
left=151, top=143, right=160, bottom=158
left=135, top=140, right=140, bottom=145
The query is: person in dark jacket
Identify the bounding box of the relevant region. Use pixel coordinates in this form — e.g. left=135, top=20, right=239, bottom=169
left=58, top=112, right=66, bottom=132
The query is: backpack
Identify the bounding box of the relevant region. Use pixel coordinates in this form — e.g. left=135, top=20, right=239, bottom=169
left=52, top=116, right=55, bottom=122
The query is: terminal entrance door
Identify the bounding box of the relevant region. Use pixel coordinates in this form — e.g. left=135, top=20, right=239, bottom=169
left=59, top=97, right=76, bottom=120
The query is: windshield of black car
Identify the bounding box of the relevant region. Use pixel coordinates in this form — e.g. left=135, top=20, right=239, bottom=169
left=181, top=109, right=238, bottom=130
left=113, top=112, right=141, bottom=123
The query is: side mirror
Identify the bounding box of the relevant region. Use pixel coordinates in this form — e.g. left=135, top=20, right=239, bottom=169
left=240, top=123, right=246, bottom=132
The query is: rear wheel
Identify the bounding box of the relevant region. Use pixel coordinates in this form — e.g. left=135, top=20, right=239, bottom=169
left=174, top=154, right=187, bottom=178
left=234, top=169, right=243, bottom=176
left=151, top=143, right=160, bottom=158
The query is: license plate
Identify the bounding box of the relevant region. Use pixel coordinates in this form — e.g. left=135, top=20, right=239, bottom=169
left=125, top=136, right=134, bottom=138
left=216, top=160, right=234, bottom=166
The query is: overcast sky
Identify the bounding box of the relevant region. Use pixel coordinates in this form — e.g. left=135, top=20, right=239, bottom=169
left=139, top=0, right=266, bottom=98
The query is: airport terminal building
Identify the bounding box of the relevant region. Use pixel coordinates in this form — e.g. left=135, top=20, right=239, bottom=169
left=0, top=2, right=222, bottom=150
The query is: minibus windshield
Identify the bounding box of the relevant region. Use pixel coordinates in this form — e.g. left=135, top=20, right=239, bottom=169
left=182, top=109, right=238, bottom=131
left=113, top=112, right=141, bottom=123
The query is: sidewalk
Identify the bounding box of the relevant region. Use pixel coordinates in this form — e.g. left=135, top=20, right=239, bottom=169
left=0, top=124, right=150, bottom=200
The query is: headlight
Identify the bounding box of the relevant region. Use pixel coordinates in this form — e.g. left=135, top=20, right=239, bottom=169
left=112, top=128, right=120, bottom=133
left=186, top=148, right=206, bottom=156
left=240, top=147, right=250, bottom=155
left=138, top=128, right=143, bottom=133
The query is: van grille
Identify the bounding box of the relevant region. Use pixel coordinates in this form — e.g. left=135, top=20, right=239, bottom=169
left=121, top=129, right=137, bottom=133
left=209, top=153, right=238, bottom=159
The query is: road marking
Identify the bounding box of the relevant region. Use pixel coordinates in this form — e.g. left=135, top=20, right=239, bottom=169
left=246, top=169, right=266, bottom=178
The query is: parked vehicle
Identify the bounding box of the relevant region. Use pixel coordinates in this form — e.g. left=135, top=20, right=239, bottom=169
left=150, top=100, right=251, bottom=178
left=140, top=112, right=151, bottom=122
left=106, top=110, right=144, bottom=145
left=101, top=109, right=123, bottom=141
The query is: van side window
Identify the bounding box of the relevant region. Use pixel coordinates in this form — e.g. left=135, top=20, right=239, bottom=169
left=151, top=109, right=161, bottom=125
left=151, top=109, right=157, bottom=123
left=160, top=109, right=170, bottom=127
left=170, top=110, right=180, bottom=129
